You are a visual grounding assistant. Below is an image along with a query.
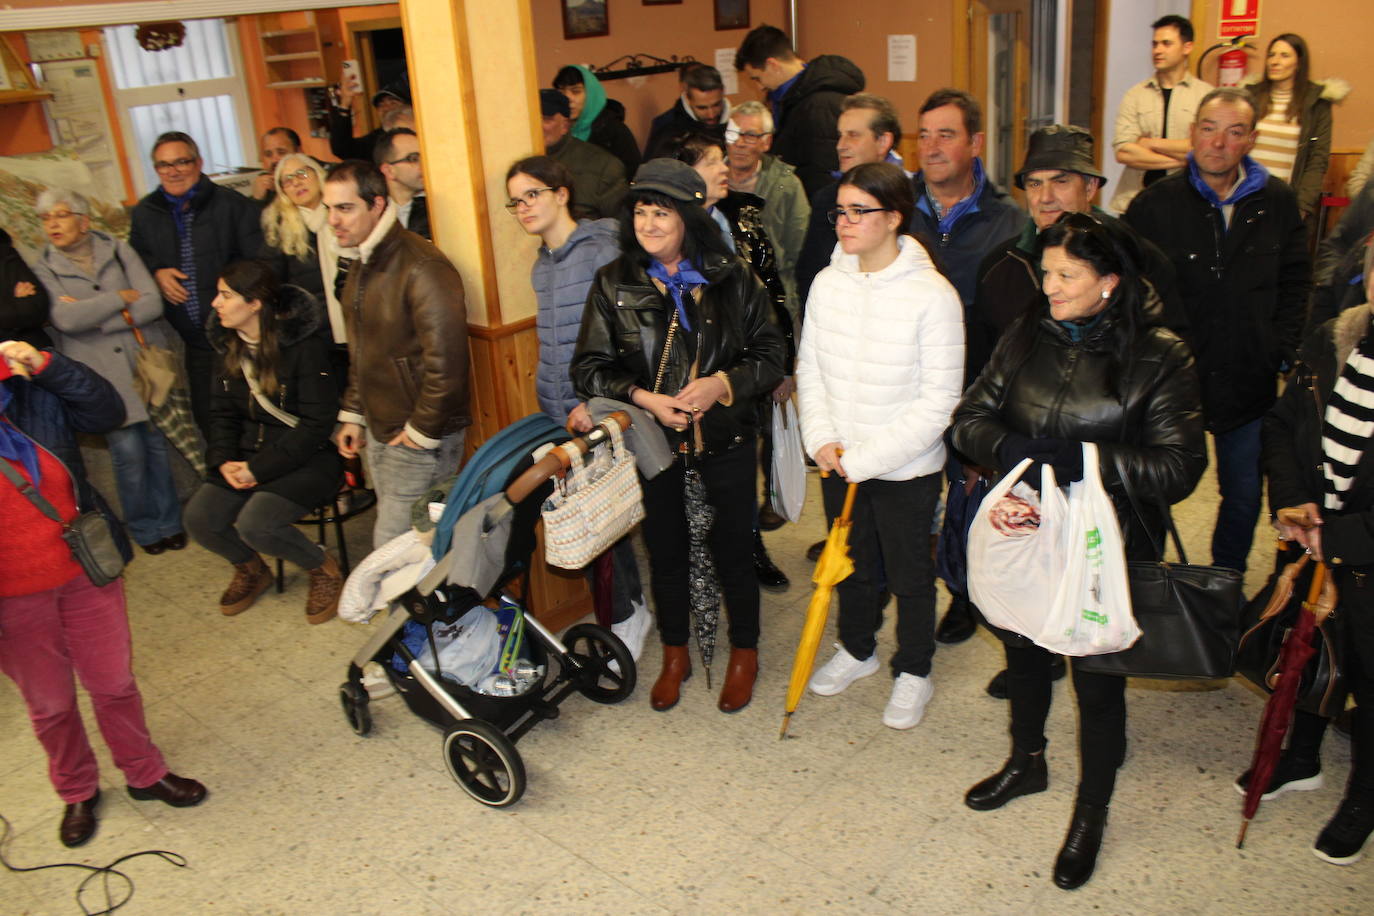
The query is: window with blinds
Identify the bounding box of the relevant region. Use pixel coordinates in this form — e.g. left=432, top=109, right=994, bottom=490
left=103, top=19, right=254, bottom=195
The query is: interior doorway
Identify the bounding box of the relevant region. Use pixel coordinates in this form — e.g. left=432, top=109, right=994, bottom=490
left=345, top=18, right=406, bottom=135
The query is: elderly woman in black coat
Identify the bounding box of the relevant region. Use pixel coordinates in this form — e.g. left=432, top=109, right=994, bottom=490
left=183, top=260, right=343, bottom=624
left=951, top=213, right=1205, bottom=890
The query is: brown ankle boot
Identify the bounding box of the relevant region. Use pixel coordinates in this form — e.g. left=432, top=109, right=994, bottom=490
left=305, top=551, right=343, bottom=625
left=221, top=554, right=271, bottom=616
left=650, top=645, right=692, bottom=711
left=717, top=647, right=759, bottom=713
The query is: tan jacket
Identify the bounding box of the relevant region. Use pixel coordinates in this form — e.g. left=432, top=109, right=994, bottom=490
left=338, top=206, right=469, bottom=446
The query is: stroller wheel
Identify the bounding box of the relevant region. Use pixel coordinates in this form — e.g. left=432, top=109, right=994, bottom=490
left=563, top=623, right=636, bottom=704
left=339, top=682, right=372, bottom=736
left=442, top=720, right=526, bottom=807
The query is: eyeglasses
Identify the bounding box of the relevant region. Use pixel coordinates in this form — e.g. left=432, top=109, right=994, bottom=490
left=826, top=206, right=894, bottom=226
left=504, top=187, right=555, bottom=212
left=153, top=157, right=197, bottom=174
left=280, top=167, right=314, bottom=186
left=39, top=210, right=82, bottom=223
left=725, top=127, right=772, bottom=144
left=386, top=152, right=421, bottom=166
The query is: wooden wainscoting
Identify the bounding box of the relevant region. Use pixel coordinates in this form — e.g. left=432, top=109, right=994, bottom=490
left=467, top=318, right=592, bottom=631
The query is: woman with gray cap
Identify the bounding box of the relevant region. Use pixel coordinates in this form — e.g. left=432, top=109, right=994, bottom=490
left=571, top=159, right=785, bottom=714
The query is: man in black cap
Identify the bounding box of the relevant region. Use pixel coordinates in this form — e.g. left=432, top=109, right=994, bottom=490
left=943, top=124, right=1186, bottom=662
left=541, top=89, right=628, bottom=220
left=330, top=71, right=411, bottom=162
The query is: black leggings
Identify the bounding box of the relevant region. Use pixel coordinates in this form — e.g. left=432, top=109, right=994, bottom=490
left=1005, top=641, right=1127, bottom=807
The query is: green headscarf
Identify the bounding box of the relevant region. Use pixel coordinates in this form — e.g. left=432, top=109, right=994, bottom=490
left=568, top=65, right=607, bottom=142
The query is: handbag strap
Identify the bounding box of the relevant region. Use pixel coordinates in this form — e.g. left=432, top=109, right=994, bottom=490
left=1111, top=450, right=1188, bottom=564
left=242, top=361, right=301, bottom=429
left=0, top=456, right=72, bottom=528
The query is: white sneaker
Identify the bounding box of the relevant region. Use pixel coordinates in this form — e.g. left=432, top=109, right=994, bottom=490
left=883, top=673, right=933, bottom=729
left=361, top=661, right=395, bottom=700
left=611, top=599, right=651, bottom=661
left=808, top=643, right=879, bottom=696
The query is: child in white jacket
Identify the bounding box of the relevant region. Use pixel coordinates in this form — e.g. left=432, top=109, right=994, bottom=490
left=795, top=162, right=964, bottom=729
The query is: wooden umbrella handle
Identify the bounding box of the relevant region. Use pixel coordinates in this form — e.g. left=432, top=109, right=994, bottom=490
left=120, top=309, right=148, bottom=349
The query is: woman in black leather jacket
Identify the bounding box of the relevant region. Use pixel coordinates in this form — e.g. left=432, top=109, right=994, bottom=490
left=571, top=159, right=785, bottom=715
left=951, top=213, right=1205, bottom=890
left=1257, top=246, right=1374, bottom=866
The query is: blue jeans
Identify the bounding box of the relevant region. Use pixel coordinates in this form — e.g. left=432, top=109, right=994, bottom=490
left=363, top=427, right=465, bottom=548
left=1211, top=419, right=1263, bottom=573
left=106, top=422, right=182, bottom=547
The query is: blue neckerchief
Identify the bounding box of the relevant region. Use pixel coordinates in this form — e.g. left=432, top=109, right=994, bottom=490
left=768, top=66, right=805, bottom=120
left=1186, top=153, right=1269, bottom=217
left=0, top=384, right=41, bottom=485
left=161, top=183, right=199, bottom=237
left=646, top=258, right=707, bottom=332
left=915, top=157, right=988, bottom=234
left=708, top=208, right=736, bottom=253
left=1057, top=310, right=1107, bottom=343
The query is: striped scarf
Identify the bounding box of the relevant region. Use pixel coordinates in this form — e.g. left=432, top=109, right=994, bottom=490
left=1321, top=334, right=1374, bottom=510
left=162, top=186, right=201, bottom=329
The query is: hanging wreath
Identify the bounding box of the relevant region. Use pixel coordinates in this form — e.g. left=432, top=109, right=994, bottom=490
left=135, top=22, right=187, bottom=52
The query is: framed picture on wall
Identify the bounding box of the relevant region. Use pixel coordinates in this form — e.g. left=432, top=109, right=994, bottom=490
left=563, top=0, right=609, bottom=40
left=714, top=0, right=750, bottom=31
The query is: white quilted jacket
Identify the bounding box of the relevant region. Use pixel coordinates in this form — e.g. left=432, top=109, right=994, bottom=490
left=796, top=235, right=964, bottom=483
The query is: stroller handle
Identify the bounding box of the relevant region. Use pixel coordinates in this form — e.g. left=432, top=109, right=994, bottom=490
left=505, top=410, right=632, bottom=504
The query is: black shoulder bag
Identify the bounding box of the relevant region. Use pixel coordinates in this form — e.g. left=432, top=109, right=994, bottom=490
left=0, top=458, right=126, bottom=587
left=1074, top=454, right=1245, bottom=679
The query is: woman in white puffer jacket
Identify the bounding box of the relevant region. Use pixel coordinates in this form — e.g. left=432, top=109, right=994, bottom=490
left=795, top=161, right=964, bottom=730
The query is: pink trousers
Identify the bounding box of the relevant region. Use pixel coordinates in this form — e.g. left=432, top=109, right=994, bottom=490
left=0, top=574, right=166, bottom=803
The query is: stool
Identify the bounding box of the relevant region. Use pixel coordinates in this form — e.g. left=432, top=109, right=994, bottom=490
left=275, top=488, right=378, bottom=592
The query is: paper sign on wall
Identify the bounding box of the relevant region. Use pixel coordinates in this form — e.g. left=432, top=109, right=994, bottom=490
left=715, top=47, right=738, bottom=96
left=887, top=35, right=917, bottom=83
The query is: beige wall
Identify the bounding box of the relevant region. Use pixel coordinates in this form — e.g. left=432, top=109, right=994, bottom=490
left=1193, top=0, right=1372, bottom=150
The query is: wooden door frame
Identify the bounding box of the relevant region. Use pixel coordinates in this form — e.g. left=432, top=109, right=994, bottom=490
left=346, top=15, right=403, bottom=135
left=962, top=0, right=1031, bottom=201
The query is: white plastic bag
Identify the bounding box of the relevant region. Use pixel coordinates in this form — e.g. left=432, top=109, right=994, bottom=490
left=967, top=457, right=1068, bottom=639
left=1037, top=442, right=1140, bottom=656
left=769, top=399, right=806, bottom=523
left=416, top=606, right=500, bottom=687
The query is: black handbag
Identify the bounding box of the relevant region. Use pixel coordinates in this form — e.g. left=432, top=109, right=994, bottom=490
left=0, top=457, right=126, bottom=587
left=1236, top=546, right=1347, bottom=717
left=1075, top=458, right=1245, bottom=679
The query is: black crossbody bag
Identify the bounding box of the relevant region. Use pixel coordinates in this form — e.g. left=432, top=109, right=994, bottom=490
left=0, top=458, right=126, bottom=587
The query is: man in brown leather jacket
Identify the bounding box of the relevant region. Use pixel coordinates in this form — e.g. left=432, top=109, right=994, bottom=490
left=323, top=160, right=469, bottom=547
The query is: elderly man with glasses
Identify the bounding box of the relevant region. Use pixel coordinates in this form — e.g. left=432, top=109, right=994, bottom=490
left=129, top=131, right=262, bottom=435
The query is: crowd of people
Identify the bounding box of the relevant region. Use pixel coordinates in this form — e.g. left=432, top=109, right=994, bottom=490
left=2, top=14, right=1373, bottom=894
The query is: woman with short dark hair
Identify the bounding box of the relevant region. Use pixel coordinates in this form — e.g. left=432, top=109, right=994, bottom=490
left=952, top=212, right=1205, bottom=889
left=571, top=159, right=785, bottom=714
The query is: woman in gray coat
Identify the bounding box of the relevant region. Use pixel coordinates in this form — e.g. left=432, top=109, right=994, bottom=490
left=31, top=189, right=185, bottom=553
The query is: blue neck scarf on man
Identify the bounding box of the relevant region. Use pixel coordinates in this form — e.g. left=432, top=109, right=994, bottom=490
left=647, top=258, right=708, bottom=332
left=916, top=157, right=989, bottom=235
left=1186, top=153, right=1269, bottom=216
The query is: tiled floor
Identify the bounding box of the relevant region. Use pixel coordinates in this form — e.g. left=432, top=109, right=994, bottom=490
left=3, top=451, right=1372, bottom=915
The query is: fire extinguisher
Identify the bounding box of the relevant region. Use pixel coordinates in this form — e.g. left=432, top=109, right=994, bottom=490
left=1218, top=47, right=1248, bottom=87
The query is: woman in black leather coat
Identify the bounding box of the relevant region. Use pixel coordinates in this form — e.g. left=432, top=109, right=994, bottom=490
left=571, top=159, right=785, bottom=715
left=951, top=213, right=1205, bottom=890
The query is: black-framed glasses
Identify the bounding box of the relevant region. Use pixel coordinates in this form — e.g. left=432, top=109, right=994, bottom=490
left=504, top=187, right=555, bottom=212
left=826, top=206, right=893, bottom=226
left=725, top=126, right=772, bottom=144
left=386, top=152, right=421, bottom=166
left=153, top=157, right=197, bottom=174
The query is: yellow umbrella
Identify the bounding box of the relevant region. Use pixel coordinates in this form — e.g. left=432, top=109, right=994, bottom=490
left=779, top=477, right=858, bottom=739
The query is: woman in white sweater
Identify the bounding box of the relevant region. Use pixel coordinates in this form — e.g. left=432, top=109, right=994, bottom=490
left=795, top=162, right=964, bottom=729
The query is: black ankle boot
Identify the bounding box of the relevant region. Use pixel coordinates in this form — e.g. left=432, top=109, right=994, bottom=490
left=754, top=531, right=789, bottom=591
left=1053, top=801, right=1109, bottom=890
left=965, top=746, right=1048, bottom=811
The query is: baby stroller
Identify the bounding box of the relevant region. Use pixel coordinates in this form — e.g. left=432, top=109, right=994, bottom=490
left=339, top=413, right=638, bottom=807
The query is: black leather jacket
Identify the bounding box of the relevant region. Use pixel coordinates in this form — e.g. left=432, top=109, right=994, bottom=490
left=951, top=305, right=1206, bottom=559
left=571, top=252, right=785, bottom=456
